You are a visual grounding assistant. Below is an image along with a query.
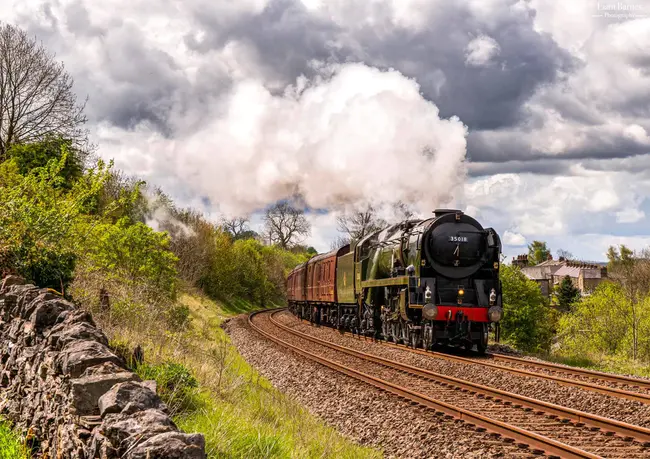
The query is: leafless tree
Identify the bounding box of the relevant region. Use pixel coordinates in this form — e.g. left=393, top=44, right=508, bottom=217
left=556, top=249, right=574, bottom=260
left=263, top=202, right=310, bottom=249
left=0, top=23, right=88, bottom=160
left=330, top=235, right=351, bottom=251
left=393, top=201, right=415, bottom=220
left=222, top=216, right=249, bottom=239
left=336, top=205, right=386, bottom=243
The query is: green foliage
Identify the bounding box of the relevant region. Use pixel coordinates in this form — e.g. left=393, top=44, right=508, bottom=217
left=82, top=217, right=178, bottom=298
left=199, top=229, right=310, bottom=307
left=556, top=275, right=580, bottom=312
left=500, top=264, right=555, bottom=352
left=557, top=279, right=650, bottom=362
left=7, top=137, right=84, bottom=189
left=527, top=240, right=551, bottom=266
left=166, top=303, right=191, bottom=331
left=136, top=361, right=202, bottom=415
left=0, top=149, right=112, bottom=290
left=0, top=420, right=29, bottom=459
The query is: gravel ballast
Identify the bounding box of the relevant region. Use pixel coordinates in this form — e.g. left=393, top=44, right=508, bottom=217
left=274, top=310, right=650, bottom=429
left=226, top=314, right=539, bottom=459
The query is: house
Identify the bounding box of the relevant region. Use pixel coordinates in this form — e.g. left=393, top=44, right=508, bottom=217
left=511, top=254, right=607, bottom=297
left=551, top=263, right=607, bottom=294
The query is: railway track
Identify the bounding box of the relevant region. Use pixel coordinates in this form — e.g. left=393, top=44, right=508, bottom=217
left=486, top=353, right=650, bottom=396
left=294, top=315, right=650, bottom=404
left=250, top=309, right=650, bottom=459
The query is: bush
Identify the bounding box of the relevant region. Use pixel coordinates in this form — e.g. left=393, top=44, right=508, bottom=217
left=0, top=150, right=111, bottom=292
left=166, top=303, right=191, bottom=331
left=556, top=281, right=650, bottom=361
left=500, top=264, right=555, bottom=353
left=136, top=361, right=202, bottom=415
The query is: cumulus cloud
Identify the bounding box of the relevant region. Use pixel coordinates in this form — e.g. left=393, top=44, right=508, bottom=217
left=3, top=0, right=650, bottom=261
left=503, top=231, right=526, bottom=246
left=465, top=35, right=500, bottom=67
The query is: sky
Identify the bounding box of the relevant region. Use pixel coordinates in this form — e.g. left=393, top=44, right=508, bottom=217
left=3, top=0, right=650, bottom=262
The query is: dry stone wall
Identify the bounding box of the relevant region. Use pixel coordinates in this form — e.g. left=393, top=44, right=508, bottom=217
left=0, top=275, right=206, bottom=458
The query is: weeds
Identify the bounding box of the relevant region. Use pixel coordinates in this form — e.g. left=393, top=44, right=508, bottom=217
left=0, top=419, right=29, bottom=459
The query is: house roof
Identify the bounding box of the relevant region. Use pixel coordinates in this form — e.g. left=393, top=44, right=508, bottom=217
left=554, top=265, right=582, bottom=278
left=522, top=267, right=547, bottom=280
left=537, top=259, right=565, bottom=267
left=554, top=264, right=603, bottom=279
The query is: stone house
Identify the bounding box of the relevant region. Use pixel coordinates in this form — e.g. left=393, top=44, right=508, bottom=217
left=512, top=254, right=607, bottom=297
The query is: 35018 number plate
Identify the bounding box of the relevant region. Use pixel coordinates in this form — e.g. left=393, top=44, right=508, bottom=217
left=449, top=236, right=468, bottom=243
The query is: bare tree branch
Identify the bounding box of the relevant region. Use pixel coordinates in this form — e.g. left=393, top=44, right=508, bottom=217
left=263, top=202, right=310, bottom=249
left=221, top=216, right=249, bottom=239
left=336, top=205, right=386, bottom=244
left=0, top=23, right=88, bottom=160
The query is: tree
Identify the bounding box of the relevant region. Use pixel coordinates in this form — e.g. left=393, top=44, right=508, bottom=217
left=528, top=240, right=551, bottom=265
left=336, top=205, right=386, bottom=244
left=556, top=249, right=574, bottom=261
left=7, top=136, right=84, bottom=189
left=556, top=275, right=580, bottom=312
left=607, top=244, right=634, bottom=272
left=222, top=216, right=250, bottom=239
left=0, top=24, right=88, bottom=160
left=499, top=264, right=555, bottom=352
left=330, top=235, right=351, bottom=250
left=0, top=147, right=112, bottom=292
left=610, top=248, right=650, bottom=360
left=263, top=202, right=311, bottom=249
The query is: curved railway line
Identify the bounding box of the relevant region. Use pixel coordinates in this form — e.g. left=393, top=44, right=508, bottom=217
left=250, top=308, right=650, bottom=459
left=293, top=315, right=650, bottom=404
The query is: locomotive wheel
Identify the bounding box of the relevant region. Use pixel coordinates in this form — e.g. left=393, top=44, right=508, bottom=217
left=409, top=330, right=420, bottom=349
left=381, top=320, right=390, bottom=340
left=476, top=323, right=488, bottom=354
left=390, top=322, right=399, bottom=343
left=400, top=321, right=409, bottom=345
left=422, top=325, right=433, bottom=351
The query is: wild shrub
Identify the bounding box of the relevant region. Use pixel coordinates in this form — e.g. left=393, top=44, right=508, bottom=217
left=499, top=264, right=556, bottom=353
left=136, top=361, right=202, bottom=415
left=0, top=148, right=112, bottom=292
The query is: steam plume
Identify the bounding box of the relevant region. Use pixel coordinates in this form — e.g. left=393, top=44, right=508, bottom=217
left=164, top=63, right=469, bottom=218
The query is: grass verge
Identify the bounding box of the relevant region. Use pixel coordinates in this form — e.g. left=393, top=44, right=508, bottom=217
left=545, top=353, right=650, bottom=379
left=495, top=338, right=650, bottom=379
left=0, top=420, right=29, bottom=459
left=109, top=292, right=382, bottom=458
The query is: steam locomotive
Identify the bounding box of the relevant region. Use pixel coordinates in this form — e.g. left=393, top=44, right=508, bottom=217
left=286, top=209, right=503, bottom=353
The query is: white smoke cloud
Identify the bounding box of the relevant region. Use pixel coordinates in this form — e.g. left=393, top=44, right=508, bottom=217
left=143, top=62, right=469, bottom=219
left=143, top=190, right=196, bottom=238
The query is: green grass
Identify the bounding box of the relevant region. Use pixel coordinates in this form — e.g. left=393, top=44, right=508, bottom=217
left=113, top=292, right=382, bottom=459
left=546, top=353, right=650, bottom=379
left=0, top=420, right=29, bottom=459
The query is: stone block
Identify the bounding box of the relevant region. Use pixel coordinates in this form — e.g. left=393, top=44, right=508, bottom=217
left=58, top=340, right=122, bottom=378
left=98, top=381, right=165, bottom=417
left=125, top=432, right=206, bottom=459
left=71, top=372, right=141, bottom=415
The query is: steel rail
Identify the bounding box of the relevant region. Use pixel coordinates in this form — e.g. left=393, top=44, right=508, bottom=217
left=294, top=315, right=650, bottom=404
left=487, top=353, right=650, bottom=390
left=271, top=311, right=650, bottom=445
left=249, top=310, right=600, bottom=459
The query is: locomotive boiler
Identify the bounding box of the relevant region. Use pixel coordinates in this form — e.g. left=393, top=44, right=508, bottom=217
left=286, top=209, right=503, bottom=353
